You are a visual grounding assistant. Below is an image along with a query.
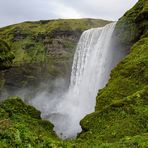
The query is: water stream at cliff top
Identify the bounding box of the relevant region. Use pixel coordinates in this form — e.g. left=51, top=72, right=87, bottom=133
left=30, top=22, right=126, bottom=139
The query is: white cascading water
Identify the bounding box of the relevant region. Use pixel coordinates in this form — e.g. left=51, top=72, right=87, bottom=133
left=30, top=22, right=126, bottom=139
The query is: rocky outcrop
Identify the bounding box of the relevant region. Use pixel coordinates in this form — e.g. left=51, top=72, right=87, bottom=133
left=114, top=0, right=148, bottom=47
left=0, top=40, right=14, bottom=70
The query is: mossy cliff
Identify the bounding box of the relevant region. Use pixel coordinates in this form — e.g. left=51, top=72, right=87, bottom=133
left=77, top=0, right=148, bottom=147
left=0, top=40, right=14, bottom=70
left=114, top=0, right=148, bottom=47
left=0, top=40, right=14, bottom=93
left=0, top=19, right=109, bottom=95
left=0, top=0, right=148, bottom=147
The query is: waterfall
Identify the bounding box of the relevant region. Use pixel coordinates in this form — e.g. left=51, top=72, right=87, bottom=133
left=30, top=22, right=126, bottom=139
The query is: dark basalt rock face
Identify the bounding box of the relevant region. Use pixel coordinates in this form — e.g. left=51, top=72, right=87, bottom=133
left=114, top=0, right=148, bottom=48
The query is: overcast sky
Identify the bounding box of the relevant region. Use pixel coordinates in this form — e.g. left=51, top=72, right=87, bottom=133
left=0, top=0, right=138, bottom=27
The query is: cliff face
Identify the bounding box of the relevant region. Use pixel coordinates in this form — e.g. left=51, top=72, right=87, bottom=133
left=78, top=0, right=148, bottom=147
left=0, top=0, right=148, bottom=147
left=114, top=0, right=148, bottom=47
left=0, top=40, right=14, bottom=93
left=0, top=40, right=14, bottom=70
left=0, top=19, right=110, bottom=96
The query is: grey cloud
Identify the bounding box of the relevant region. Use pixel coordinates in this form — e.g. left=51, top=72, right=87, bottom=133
left=0, top=0, right=138, bottom=27
left=56, top=0, right=138, bottom=20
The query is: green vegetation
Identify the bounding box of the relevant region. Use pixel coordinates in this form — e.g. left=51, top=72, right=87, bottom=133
left=0, top=93, right=147, bottom=147
left=0, top=39, right=14, bottom=70
left=0, top=0, right=148, bottom=147
left=114, top=0, right=148, bottom=47
left=0, top=97, right=73, bottom=147
left=77, top=86, right=148, bottom=146
left=0, top=18, right=109, bottom=93
left=0, top=18, right=109, bottom=64
left=0, top=40, right=14, bottom=93
left=78, top=0, right=148, bottom=146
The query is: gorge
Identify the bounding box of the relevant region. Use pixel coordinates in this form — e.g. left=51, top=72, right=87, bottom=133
left=0, top=0, right=147, bottom=147
left=30, top=22, right=126, bottom=139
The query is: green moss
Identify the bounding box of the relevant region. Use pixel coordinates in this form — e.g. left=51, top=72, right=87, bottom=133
left=0, top=19, right=110, bottom=91
left=99, top=133, right=148, bottom=148
left=79, top=87, right=148, bottom=142
left=114, top=0, right=148, bottom=47
left=0, top=18, right=110, bottom=66
left=95, top=37, right=148, bottom=111
left=73, top=133, right=148, bottom=148
left=0, top=1, right=147, bottom=147
left=0, top=97, right=73, bottom=147
left=0, top=96, right=41, bottom=119
left=0, top=39, right=14, bottom=70
left=77, top=0, right=148, bottom=147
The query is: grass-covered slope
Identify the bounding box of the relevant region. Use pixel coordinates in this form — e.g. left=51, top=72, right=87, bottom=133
left=0, top=94, right=147, bottom=148
left=0, top=18, right=111, bottom=147
left=0, top=0, right=148, bottom=147
left=78, top=0, right=148, bottom=146
left=0, top=19, right=110, bottom=96
left=0, top=40, right=14, bottom=70
left=0, top=97, right=72, bottom=147
left=0, top=19, right=109, bottom=64
left=0, top=40, right=15, bottom=95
